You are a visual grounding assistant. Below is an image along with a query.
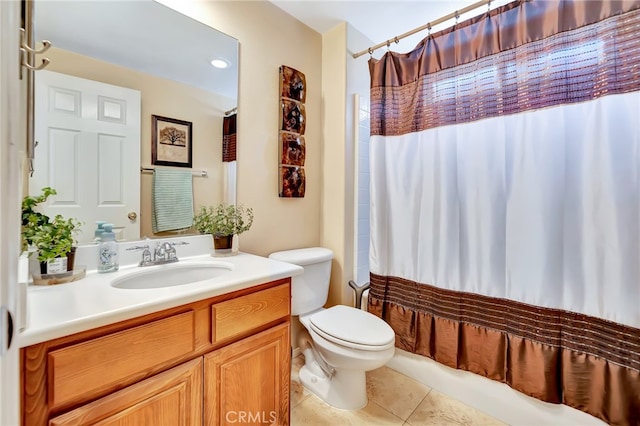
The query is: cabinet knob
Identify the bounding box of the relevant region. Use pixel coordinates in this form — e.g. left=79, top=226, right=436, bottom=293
left=128, top=212, right=138, bottom=221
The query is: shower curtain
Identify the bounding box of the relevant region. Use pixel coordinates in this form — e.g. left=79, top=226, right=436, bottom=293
left=367, top=1, right=640, bottom=424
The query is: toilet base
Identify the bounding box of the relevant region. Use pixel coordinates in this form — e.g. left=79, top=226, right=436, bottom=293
left=299, top=364, right=367, bottom=410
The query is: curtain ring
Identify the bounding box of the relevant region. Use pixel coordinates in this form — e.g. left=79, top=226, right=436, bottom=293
left=368, top=47, right=373, bottom=57
left=455, top=11, right=460, bottom=24
left=386, top=40, right=391, bottom=51
left=487, top=0, right=492, bottom=12
left=427, top=22, right=432, bottom=37
left=394, top=37, right=399, bottom=44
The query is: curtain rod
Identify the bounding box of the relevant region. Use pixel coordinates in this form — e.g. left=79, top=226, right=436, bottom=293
left=352, top=0, right=493, bottom=59
left=224, top=107, right=237, bottom=116
left=140, top=166, right=208, bottom=177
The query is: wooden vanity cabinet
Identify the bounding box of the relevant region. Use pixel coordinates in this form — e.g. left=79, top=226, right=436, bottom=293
left=21, top=278, right=291, bottom=426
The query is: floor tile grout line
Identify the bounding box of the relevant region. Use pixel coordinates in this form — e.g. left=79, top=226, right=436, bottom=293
left=368, top=399, right=407, bottom=424
left=391, top=366, right=434, bottom=421
left=404, top=388, right=432, bottom=425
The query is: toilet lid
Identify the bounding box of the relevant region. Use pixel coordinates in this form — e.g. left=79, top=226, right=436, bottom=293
left=309, top=305, right=395, bottom=350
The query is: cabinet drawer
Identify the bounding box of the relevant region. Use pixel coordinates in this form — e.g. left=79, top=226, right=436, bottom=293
left=212, top=283, right=290, bottom=342
left=48, top=311, right=195, bottom=410
left=49, top=358, right=203, bottom=426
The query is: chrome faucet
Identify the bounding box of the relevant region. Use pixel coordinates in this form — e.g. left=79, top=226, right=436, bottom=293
left=127, top=241, right=188, bottom=266
left=154, top=242, right=176, bottom=263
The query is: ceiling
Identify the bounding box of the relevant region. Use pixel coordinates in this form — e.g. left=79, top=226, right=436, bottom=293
left=33, top=0, right=512, bottom=97
left=270, top=0, right=513, bottom=55
left=34, top=0, right=238, bottom=100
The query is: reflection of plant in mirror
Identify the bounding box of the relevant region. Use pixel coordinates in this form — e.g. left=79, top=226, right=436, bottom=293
left=21, top=187, right=82, bottom=262
left=193, top=204, right=254, bottom=237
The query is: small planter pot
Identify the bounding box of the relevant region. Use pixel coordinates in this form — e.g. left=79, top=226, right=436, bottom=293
left=40, top=256, right=68, bottom=275
left=213, top=235, right=233, bottom=256
left=67, top=246, right=77, bottom=271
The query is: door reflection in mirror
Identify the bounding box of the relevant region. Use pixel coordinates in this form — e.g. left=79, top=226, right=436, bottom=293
left=32, top=0, right=239, bottom=243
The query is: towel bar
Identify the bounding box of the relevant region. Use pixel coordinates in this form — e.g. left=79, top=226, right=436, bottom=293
left=141, top=167, right=207, bottom=177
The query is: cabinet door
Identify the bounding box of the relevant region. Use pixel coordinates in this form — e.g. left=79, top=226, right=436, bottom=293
left=204, top=323, right=290, bottom=426
left=49, top=358, right=202, bottom=426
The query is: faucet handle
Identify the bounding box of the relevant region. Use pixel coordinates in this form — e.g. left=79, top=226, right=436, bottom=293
left=167, top=247, right=177, bottom=260
left=141, top=248, right=152, bottom=264
left=126, top=245, right=153, bottom=266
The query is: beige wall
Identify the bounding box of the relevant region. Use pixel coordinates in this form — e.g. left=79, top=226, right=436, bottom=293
left=42, top=47, right=233, bottom=239
left=321, top=24, right=350, bottom=307
left=320, top=24, right=373, bottom=308
left=159, top=0, right=323, bottom=257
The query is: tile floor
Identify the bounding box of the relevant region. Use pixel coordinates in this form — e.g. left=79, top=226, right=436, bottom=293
left=290, top=355, right=505, bottom=425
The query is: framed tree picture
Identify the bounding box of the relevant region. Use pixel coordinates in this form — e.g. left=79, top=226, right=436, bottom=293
left=151, top=114, right=193, bottom=168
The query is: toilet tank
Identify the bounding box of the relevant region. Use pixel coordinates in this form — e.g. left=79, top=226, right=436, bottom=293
left=268, top=247, right=333, bottom=316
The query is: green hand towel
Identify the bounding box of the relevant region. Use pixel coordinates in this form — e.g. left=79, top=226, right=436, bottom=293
left=152, top=168, right=194, bottom=232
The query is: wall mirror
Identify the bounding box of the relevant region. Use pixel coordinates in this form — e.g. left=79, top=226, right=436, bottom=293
left=30, top=0, right=239, bottom=244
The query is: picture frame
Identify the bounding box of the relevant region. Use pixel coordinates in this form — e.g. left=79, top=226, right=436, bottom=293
left=151, top=114, right=193, bottom=168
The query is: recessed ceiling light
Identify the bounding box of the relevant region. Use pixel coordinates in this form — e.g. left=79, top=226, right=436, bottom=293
left=211, top=58, right=230, bottom=69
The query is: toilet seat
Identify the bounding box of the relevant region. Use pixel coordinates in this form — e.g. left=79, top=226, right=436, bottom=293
left=308, top=305, right=395, bottom=351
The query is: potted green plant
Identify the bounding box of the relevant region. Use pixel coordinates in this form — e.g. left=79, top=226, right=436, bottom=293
left=193, top=203, right=254, bottom=253
left=22, top=187, right=81, bottom=274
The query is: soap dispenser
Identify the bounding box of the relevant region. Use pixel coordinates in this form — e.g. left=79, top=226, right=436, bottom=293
left=97, top=223, right=119, bottom=273
left=94, top=221, right=106, bottom=243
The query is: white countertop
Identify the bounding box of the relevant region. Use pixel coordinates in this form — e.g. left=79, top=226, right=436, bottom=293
left=17, top=251, right=303, bottom=348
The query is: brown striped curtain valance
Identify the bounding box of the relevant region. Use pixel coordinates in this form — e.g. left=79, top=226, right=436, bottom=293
left=369, top=0, right=640, bottom=137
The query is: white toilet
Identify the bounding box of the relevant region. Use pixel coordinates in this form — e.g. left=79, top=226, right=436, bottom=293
left=269, top=247, right=395, bottom=410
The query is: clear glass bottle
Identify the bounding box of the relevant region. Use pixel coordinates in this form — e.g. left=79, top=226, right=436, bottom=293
left=97, top=223, right=119, bottom=273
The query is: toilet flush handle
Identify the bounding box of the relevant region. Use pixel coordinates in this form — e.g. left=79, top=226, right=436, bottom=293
left=348, top=280, right=370, bottom=310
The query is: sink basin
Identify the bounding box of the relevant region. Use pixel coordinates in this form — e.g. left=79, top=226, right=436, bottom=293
left=111, top=262, right=233, bottom=289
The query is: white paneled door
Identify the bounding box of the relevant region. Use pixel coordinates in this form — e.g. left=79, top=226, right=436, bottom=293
left=1, top=1, right=22, bottom=425
left=31, top=70, right=141, bottom=243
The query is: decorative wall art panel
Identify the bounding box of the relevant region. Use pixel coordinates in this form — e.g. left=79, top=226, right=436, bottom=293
left=280, top=65, right=306, bottom=103
left=279, top=132, right=305, bottom=166
left=279, top=165, right=306, bottom=198
left=280, top=99, right=306, bottom=135
left=278, top=65, right=307, bottom=198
